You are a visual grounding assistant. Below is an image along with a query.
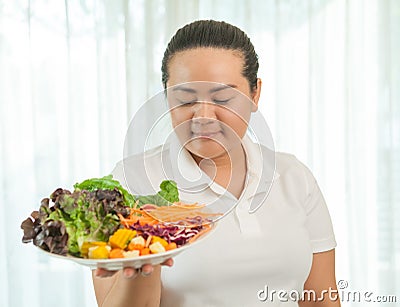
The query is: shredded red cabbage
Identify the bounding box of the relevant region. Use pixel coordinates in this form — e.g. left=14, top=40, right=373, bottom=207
left=129, top=221, right=203, bottom=247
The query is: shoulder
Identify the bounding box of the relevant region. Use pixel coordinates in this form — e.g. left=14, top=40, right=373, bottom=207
left=274, top=152, right=317, bottom=197
left=112, top=145, right=164, bottom=177
left=275, top=152, right=306, bottom=171
left=111, top=145, right=169, bottom=195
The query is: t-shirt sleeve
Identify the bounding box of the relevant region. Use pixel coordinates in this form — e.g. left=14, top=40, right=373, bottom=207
left=301, top=163, right=337, bottom=253
left=110, top=162, right=124, bottom=183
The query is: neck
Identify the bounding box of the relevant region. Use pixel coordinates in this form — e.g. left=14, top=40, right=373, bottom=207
left=191, top=144, right=247, bottom=198
left=191, top=145, right=244, bottom=168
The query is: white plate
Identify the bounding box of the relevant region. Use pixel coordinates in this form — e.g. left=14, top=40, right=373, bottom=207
left=37, top=224, right=216, bottom=271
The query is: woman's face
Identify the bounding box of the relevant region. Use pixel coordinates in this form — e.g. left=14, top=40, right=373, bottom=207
left=166, top=48, right=261, bottom=160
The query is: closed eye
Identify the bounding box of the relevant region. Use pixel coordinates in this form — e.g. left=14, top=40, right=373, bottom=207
left=213, top=99, right=231, bottom=104
left=178, top=99, right=197, bottom=105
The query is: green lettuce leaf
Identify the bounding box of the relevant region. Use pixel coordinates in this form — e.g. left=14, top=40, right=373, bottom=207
left=134, top=180, right=179, bottom=206
left=74, top=175, right=136, bottom=207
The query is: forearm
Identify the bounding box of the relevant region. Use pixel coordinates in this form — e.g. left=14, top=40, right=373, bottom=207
left=299, top=297, right=340, bottom=307
left=298, top=284, right=341, bottom=307
left=92, top=266, right=162, bottom=307
left=299, top=250, right=341, bottom=307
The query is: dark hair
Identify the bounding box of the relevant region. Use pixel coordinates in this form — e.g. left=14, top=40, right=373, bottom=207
left=161, top=20, right=259, bottom=92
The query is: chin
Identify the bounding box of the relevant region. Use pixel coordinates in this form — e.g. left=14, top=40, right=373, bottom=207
left=186, top=139, right=228, bottom=160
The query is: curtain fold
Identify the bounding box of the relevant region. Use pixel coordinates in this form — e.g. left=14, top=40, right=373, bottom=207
left=376, top=0, right=400, bottom=294
left=0, top=1, right=398, bottom=306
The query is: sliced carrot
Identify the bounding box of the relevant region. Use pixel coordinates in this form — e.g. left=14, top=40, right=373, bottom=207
left=140, top=248, right=150, bottom=256
left=128, top=243, right=144, bottom=251
left=109, top=248, right=124, bottom=259
left=165, top=242, right=177, bottom=251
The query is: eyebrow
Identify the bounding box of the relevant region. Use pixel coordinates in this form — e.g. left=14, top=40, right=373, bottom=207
left=172, top=84, right=237, bottom=93
left=172, top=86, right=196, bottom=93
left=209, top=84, right=237, bottom=93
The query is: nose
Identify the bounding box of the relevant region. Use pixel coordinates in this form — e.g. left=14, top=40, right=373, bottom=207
left=192, top=102, right=217, bottom=124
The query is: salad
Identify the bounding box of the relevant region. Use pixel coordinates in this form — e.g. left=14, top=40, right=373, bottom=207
left=21, top=175, right=217, bottom=260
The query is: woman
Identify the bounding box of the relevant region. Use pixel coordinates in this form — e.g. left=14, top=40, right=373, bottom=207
left=93, top=20, right=340, bottom=307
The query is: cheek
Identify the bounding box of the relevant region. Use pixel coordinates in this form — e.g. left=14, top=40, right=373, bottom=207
left=218, top=109, right=251, bottom=138
left=170, top=108, right=191, bottom=127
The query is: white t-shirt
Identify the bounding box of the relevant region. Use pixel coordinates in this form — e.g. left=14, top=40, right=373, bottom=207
left=111, top=135, right=337, bottom=307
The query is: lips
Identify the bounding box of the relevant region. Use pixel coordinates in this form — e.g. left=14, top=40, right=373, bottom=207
left=191, top=121, right=223, bottom=138
left=191, top=131, right=221, bottom=138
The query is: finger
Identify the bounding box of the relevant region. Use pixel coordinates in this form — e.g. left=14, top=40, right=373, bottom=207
left=95, top=268, right=117, bottom=278
left=123, top=267, right=139, bottom=279
left=161, top=258, right=174, bottom=267
left=140, top=264, right=154, bottom=276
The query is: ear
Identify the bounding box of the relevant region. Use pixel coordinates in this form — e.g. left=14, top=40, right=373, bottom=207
left=251, top=78, right=262, bottom=112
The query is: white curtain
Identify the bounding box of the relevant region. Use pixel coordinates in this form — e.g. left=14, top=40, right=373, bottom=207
left=0, top=1, right=398, bottom=306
